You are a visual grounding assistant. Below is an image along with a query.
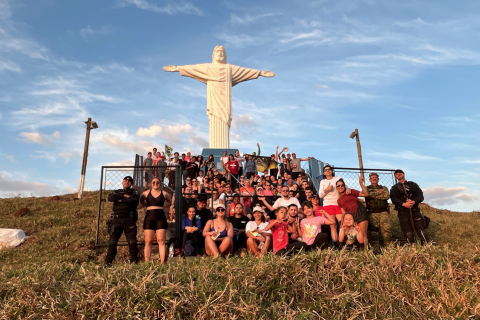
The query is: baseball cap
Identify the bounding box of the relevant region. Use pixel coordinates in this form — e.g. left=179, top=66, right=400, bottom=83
left=369, top=172, right=379, bottom=177
left=256, top=186, right=264, bottom=191
left=394, top=169, right=404, bottom=174
left=253, top=207, right=264, bottom=213
left=123, top=176, right=133, bottom=183
left=214, top=203, right=225, bottom=210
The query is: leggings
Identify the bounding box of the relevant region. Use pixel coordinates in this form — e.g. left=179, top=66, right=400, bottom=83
left=306, top=233, right=328, bottom=251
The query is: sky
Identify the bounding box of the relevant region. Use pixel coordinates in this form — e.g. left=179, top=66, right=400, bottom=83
left=0, top=0, right=480, bottom=211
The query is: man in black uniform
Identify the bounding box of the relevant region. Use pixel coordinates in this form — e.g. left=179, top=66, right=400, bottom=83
left=390, top=169, right=429, bottom=245
left=105, top=176, right=140, bottom=265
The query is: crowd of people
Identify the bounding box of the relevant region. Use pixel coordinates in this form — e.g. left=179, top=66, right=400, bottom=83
left=104, top=146, right=430, bottom=265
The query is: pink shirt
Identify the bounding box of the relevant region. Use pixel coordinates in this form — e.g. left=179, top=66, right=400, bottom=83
left=300, top=216, right=326, bottom=245
left=271, top=222, right=289, bottom=253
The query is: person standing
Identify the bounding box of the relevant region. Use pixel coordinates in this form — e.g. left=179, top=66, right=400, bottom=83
left=390, top=169, right=429, bottom=245
left=244, top=154, right=257, bottom=179
left=105, top=176, right=140, bottom=265
left=289, top=153, right=313, bottom=180
left=234, top=150, right=244, bottom=178
left=205, top=154, right=216, bottom=176
left=143, top=152, right=153, bottom=190
left=365, top=172, right=392, bottom=245
left=269, top=146, right=280, bottom=178
left=140, top=177, right=171, bottom=263
left=179, top=153, right=188, bottom=184
left=226, top=154, right=240, bottom=191
left=318, top=165, right=343, bottom=247
left=167, top=152, right=180, bottom=189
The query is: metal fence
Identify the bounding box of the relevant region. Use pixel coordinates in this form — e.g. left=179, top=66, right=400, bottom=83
left=95, top=164, right=182, bottom=248
left=303, top=159, right=396, bottom=200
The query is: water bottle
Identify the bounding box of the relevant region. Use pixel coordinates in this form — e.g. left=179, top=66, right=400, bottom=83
left=258, top=241, right=264, bottom=250
left=168, top=243, right=174, bottom=257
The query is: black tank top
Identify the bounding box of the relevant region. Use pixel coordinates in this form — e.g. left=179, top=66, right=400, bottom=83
left=146, top=190, right=165, bottom=207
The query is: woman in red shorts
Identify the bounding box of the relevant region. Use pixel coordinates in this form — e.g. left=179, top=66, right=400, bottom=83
left=336, top=175, right=370, bottom=248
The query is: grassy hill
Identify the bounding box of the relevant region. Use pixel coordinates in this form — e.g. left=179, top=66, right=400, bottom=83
left=1, top=192, right=479, bottom=319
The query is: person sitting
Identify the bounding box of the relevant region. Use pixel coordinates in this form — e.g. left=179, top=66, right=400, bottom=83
left=338, top=213, right=364, bottom=250
left=286, top=204, right=302, bottom=242
left=259, top=186, right=301, bottom=213
left=203, top=204, right=234, bottom=258
left=206, top=189, right=224, bottom=210
left=182, top=205, right=202, bottom=256
left=246, top=207, right=272, bottom=257
left=298, top=201, right=336, bottom=251
left=336, top=176, right=370, bottom=248
left=197, top=170, right=204, bottom=185
left=205, top=154, right=215, bottom=176
left=263, top=207, right=305, bottom=256
left=228, top=202, right=251, bottom=256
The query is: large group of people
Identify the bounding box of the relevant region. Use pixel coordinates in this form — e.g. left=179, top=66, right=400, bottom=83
left=104, top=146, right=430, bottom=265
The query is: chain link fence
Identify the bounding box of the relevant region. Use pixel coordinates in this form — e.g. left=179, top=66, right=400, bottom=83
left=95, top=165, right=181, bottom=248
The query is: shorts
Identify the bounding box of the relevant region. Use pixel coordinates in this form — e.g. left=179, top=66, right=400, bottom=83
left=143, top=209, right=168, bottom=230
left=323, top=205, right=342, bottom=216
left=351, top=202, right=368, bottom=223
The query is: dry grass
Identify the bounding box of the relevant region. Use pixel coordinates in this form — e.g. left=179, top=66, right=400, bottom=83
left=1, top=192, right=480, bottom=319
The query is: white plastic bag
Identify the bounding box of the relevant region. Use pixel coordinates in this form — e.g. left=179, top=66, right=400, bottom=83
left=0, top=229, right=28, bottom=250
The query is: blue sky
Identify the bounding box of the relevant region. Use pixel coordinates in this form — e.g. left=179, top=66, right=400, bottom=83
left=1, top=0, right=480, bottom=210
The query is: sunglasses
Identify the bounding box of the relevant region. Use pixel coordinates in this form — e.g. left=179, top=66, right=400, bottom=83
left=216, top=208, right=226, bottom=212
left=336, top=184, right=345, bottom=188
left=192, top=180, right=197, bottom=182
left=324, top=169, right=332, bottom=172
left=152, top=181, right=160, bottom=185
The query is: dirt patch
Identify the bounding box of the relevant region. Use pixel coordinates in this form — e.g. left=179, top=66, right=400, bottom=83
left=14, top=208, right=30, bottom=217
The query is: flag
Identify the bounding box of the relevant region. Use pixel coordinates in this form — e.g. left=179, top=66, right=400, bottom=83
left=246, top=154, right=272, bottom=173
left=165, top=145, right=173, bottom=157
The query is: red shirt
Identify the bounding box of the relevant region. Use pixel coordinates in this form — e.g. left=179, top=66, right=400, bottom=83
left=227, top=161, right=239, bottom=175
left=271, top=221, right=289, bottom=253
left=229, top=203, right=236, bottom=216
left=313, top=205, right=324, bottom=217
left=337, top=189, right=361, bottom=213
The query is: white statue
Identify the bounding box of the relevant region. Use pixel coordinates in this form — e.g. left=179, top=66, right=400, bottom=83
left=163, top=45, right=275, bottom=149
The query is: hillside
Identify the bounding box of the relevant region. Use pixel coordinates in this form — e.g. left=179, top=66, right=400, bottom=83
left=1, top=192, right=479, bottom=319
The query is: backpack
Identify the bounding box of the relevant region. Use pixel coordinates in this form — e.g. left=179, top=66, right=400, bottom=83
left=184, top=239, right=197, bottom=256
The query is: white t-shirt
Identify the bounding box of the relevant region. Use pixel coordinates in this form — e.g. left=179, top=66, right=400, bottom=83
left=245, top=221, right=272, bottom=234
left=221, top=156, right=229, bottom=165
left=319, top=176, right=342, bottom=206
left=197, top=176, right=203, bottom=184
left=272, top=196, right=301, bottom=209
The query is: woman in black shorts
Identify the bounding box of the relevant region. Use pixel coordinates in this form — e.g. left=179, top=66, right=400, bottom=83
left=140, top=177, right=171, bottom=263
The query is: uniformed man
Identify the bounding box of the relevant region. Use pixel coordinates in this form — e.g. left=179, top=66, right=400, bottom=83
left=105, top=176, right=140, bottom=265
left=390, top=169, right=429, bottom=245
left=365, top=172, right=392, bottom=245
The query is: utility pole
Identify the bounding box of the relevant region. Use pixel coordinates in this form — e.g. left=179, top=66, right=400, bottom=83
left=349, top=128, right=364, bottom=180
left=78, top=117, right=98, bottom=199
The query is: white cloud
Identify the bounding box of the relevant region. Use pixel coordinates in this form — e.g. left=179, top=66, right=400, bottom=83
left=370, top=150, right=439, bottom=161
left=106, top=160, right=134, bottom=166
left=80, top=25, right=113, bottom=41
left=119, top=0, right=204, bottom=16
left=52, top=130, right=60, bottom=139
left=57, top=152, right=75, bottom=163
left=0, top=171, right=59, bottom=197
left=29, top=154, right=44, bottom=159
left=0, top=0, right=11, bottom=19
left=230, top=13, right=277, bottom=25
left=232, top=115, right=256, bottom=130
left=423, top=186, right=479, bottom=206
left=316, top=84, right=331, bottom=89
left=20, top=132, right=50, bottom=145
left=0, top=58, right=21, bottom=73
left=6, top=155, right=14, bottom=162
left=455, top=194, right=480, bottom=202
left=136, top=124, right=162, bottom=137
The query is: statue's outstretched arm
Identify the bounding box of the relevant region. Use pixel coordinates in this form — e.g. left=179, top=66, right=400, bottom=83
left=260, top=70, right=275, bottom=77
left=163, top=65, right=178, bottom=72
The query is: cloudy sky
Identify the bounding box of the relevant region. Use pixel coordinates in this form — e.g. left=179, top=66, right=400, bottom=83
left=1, top=0, right=479, bottom=210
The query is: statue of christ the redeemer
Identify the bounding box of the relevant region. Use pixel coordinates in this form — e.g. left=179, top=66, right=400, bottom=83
left=163, top=45, right=274, bottom=149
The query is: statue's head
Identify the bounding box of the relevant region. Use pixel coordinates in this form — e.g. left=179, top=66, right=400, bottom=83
left=212, top=45, right=227, bottom=64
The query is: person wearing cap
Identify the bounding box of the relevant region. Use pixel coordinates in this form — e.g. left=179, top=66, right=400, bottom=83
left=228, top=202, right=251, bottom=256
left=246, top=207, right=272, bottom=257
left=105, top=176, right=140, bottom=265
left=365, top=172, right=392, bottom=245
left=203, top=204, right=234, bottom=257
left=390, top=170, right=429, bottom=245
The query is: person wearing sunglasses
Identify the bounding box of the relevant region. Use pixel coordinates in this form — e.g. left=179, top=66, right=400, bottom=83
left=140, top=177, right=172, bottom=263
left=336, top=176, right=370, bottom=249
left=203, top=204, right=234, bottom=257
left=319, top=164, right=349, bottom=247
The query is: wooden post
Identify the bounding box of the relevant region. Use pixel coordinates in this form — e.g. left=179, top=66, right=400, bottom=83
left=78, top=118, right=95, bottom=199
left=354, top=129, right=365, bottom=180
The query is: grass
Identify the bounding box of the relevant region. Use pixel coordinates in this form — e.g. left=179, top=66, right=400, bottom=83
left=1, top=192, right=480, bottom=319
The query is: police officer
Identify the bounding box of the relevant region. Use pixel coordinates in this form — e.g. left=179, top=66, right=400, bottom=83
left=105, top=176, right=140, bottom=265
left=390, top=170, right=429, bottom=245
left=365, top=172, right=392, bottom=245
